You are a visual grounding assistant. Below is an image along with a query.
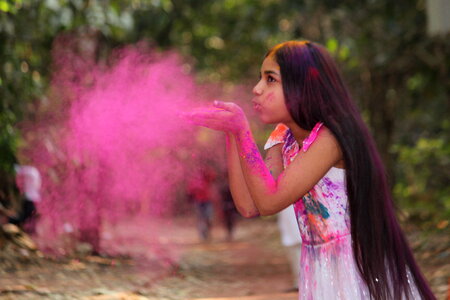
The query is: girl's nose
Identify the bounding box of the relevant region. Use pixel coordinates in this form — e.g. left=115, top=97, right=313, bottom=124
left=252, top=82, right=263, bottom=96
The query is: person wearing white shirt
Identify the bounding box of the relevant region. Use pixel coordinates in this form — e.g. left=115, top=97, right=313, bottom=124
left=9, top=165, right=41, bottom=231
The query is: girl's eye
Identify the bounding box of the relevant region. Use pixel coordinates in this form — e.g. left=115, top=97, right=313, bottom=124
left=267, top=75, right=276, bottom=83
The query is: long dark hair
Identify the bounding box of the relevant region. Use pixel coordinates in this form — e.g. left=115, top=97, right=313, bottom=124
left=267, top=41, right=434, bottom=300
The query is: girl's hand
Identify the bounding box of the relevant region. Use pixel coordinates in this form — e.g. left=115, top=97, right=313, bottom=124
left=184, top=101, right=249, bottom=135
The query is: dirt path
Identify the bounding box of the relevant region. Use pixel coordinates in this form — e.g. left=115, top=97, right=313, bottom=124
left=0, top=217, right=296, bottom=300
left=0, top=217, right=448, bottom=300
left=144, top=217, right=296, bottom=300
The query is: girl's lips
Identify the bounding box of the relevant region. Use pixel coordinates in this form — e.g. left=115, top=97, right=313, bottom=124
left=252, top=99, right=262, bottom=112
left=253, top=103, right=262, bottom=112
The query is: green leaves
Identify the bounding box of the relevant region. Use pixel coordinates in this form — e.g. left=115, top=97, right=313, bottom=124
left=0, top=0, right=448, bottom=226
left=0, top=0, right=22, bottom=14
left=393, top=134, right=450, bottom=225
left=0, top=109, right=18, bottom=175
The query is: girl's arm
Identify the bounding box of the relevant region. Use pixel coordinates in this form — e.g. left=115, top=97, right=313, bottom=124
left=187, top=101, right=341, bottom=216
left=235, top=126, right=341, bottom=215
left=226, top=133, right=284, bottom=218
left=226, top=133, right=259, bottom=218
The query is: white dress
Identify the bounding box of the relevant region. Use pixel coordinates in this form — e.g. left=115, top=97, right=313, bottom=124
left=265, top=123, right=421, bottom=299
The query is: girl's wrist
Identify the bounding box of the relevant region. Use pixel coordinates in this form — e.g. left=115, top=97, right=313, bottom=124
left=235, top=129, right=247, bottom=140
left=234, top=127, right=254, bottom=154
left=233, top=119, right=251, bottom=138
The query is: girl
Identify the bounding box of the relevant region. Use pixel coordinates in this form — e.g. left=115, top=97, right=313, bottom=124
left=186, top=41, right=434, bottom=299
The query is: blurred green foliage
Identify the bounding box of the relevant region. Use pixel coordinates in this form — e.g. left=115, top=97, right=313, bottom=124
left=0, top=0, right=448, bottom=227
left=393, top=124, right=450, bottom=225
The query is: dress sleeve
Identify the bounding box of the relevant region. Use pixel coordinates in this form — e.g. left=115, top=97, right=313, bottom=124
left=264, top=123, right=289, bottom=150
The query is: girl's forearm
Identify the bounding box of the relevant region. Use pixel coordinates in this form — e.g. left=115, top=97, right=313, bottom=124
left=234, top=129, right=279, bottom=215
left=226, top=134, right=260, bottom=218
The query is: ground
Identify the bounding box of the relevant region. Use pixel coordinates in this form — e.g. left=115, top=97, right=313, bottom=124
left=0, top=216, right=448, bottom=300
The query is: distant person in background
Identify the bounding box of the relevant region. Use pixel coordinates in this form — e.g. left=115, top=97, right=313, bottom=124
left=187, top=168, right=215, bottom=241
left=277, top=206, right=301, bottom=292
left=219, top=182, right=238, bottom=242
left=8, top=165, right=41, bottom=233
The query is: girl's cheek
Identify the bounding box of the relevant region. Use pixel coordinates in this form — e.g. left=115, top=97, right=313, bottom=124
left=264, top=92, right=275, bottom=104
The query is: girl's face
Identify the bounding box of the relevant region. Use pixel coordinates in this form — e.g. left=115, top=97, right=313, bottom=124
left=252, top=56, right=293, bottom=124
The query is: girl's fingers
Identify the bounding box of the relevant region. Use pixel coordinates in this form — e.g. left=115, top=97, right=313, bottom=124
left=213, top=100, right=226, bottom=108
left=189, top=107, right=226, bottom=116
left=188, top=112, right=224, bottom=124
left=213, top=101, right=238, bottom=112
left=190, top=108, right=232, bottom=121
left=188, top=117, right=228, bottom=131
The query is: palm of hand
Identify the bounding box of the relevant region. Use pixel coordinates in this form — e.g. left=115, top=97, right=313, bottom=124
left=185, top=101, right=248, bottom=135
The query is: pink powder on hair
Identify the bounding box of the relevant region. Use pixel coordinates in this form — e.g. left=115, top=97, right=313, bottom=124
left=309, top=67, right=320, bottom=79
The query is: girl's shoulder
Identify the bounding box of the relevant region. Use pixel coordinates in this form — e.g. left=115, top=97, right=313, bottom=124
left=264, top=123, right=290, bottom=150
left=302, top=122, right=324, bottom=152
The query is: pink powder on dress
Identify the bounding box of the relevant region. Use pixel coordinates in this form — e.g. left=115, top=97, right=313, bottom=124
left=302, top=122, right=324, bottom=152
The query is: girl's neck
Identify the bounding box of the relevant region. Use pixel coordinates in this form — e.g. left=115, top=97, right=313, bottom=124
left=285, top=121, right=311, bottom=144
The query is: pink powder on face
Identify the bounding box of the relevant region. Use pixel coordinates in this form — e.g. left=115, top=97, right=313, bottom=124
left=23, top=40, right=229, bottom=263
left=265, top=92, right=275, bottom=103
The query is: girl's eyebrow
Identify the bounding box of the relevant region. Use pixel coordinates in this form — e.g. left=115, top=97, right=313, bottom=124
left=258, top=70, right=280, bottom=78
left=263, top=70, right=280, bottom=76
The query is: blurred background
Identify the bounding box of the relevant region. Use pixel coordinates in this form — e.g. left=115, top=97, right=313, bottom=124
left=2, top=0, right=449, bottom=228
left=0, top=0, right=448, bottom=299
